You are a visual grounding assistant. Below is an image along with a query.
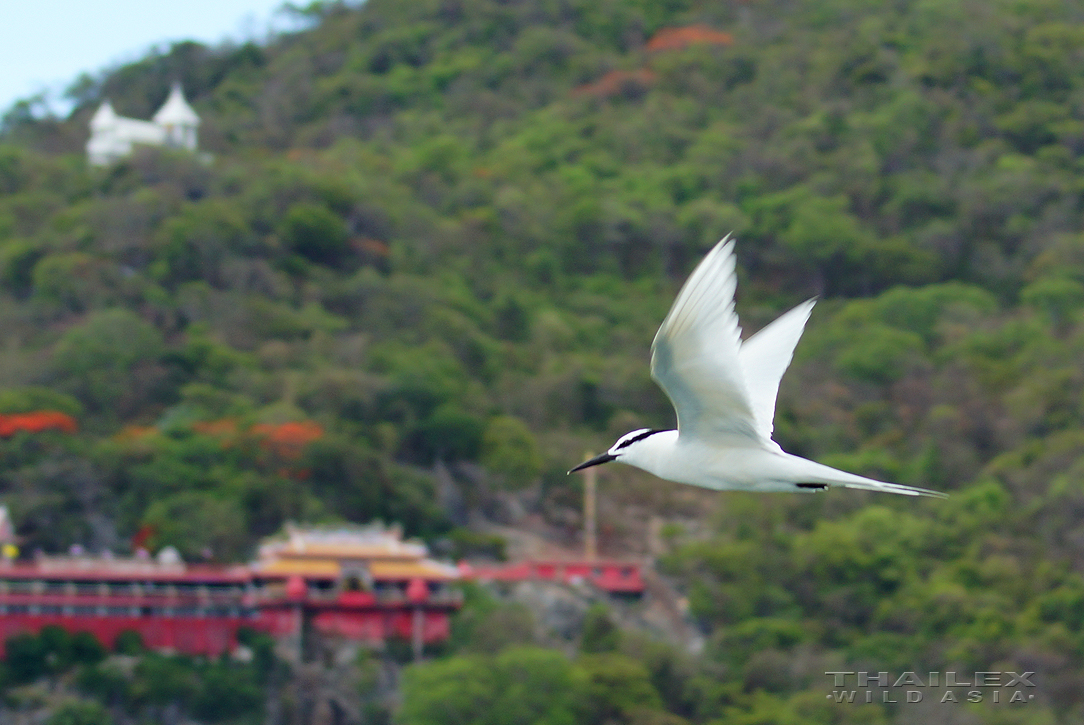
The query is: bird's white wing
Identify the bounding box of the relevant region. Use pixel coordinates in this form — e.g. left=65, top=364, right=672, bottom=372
left=738, top=299, right=816, bottom=448
left=651, top=237, right=762, bottom=444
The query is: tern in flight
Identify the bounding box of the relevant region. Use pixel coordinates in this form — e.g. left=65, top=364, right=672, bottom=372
left=570, top=236, right=945, bottom=498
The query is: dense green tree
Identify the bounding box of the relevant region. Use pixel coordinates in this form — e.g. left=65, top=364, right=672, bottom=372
left=44, top=700, right=114, bottom=725
left=580, top=603, right=621, bottom=653
left=279, top=202, right=349, bottom=266
left=480, top=415, right=543, bottom=488
left=50, top=309, right=169, bottom=419
left=4, top=631, right=47, bottom=683
left=401, top=647, right=582, bottom=725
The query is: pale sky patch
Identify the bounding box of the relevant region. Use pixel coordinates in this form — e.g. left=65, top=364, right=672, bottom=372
left=0, top=1, right=313, bottom=116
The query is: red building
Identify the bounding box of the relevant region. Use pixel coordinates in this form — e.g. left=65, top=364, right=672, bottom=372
left=251, top=524, right=461, bottom=659
left=0, top=524, right=462, bottom=658
left=0, top=557, right=252, bottom=657
left=463, top=558, right=645, bottom=596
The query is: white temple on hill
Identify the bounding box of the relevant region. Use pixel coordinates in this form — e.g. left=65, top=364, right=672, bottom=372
left=86, top=83, right=200, bottom=166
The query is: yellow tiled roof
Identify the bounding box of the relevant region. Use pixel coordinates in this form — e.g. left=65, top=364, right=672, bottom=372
left=253, top=524, right=460, bottom=582
left=369, top=560, right=458, bottom=581
left=254, top=559, right=340, bottom=578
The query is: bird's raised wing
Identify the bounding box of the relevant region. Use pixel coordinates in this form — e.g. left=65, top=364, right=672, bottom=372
left=650, top=237, right=761, bottom=444
left=738, top=299, right=816, bottom=448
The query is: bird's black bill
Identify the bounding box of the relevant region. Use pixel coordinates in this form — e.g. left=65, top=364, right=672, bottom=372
left=568, top=453, right=616, bottom=474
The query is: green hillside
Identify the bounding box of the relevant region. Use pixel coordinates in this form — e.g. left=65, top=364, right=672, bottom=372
left=4, top=0, right=1084, bottom=721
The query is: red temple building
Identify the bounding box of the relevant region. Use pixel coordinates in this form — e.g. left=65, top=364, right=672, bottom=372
left=462, top=558, right=645, bottom=596
left=0, top=523, right=461, bottom=659
left=251, top=524, right=461, bottom=659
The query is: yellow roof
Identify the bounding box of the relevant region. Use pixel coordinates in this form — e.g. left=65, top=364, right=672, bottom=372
left=253, top=524, right=460, bottom=582
left=253, top=558, right=458, bottom=581
left=255, top=559, right=340, bottom=578
left=369, top=560, right=458, bottom=581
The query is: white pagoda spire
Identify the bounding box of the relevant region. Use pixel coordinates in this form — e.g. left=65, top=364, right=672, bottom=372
left=88, top=100, right=117, bottom=130
left=152, top=82, right=200, bottom=150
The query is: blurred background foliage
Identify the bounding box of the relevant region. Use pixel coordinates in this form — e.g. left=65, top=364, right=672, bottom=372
left=2, top=0, right=1084, bottom=721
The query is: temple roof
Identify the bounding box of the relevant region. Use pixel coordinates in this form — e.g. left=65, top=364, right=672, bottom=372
left=152, top=83, right=200, bottom=126
left=89, top=101, right=117, bottom=129
left=253, top=523, right=459, bottom=581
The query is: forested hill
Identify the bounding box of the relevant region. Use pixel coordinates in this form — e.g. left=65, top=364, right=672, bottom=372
left=4, top=0, right=1084, bottom=721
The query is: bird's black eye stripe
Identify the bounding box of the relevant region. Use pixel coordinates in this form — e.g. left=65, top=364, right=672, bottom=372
left=616, top=429, right=664, bottom=450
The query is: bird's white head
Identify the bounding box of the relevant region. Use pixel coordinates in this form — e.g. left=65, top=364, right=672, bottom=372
left=568, top=428, right=673, bottom=474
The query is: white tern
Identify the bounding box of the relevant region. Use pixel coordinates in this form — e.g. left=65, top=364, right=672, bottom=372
left=570, top=236, right=945, bottom=498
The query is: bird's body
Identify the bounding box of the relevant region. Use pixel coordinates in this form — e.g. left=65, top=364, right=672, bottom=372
left=571, top=237, right=945, bottom=499
left=615, top=430, right=931, bottom=495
